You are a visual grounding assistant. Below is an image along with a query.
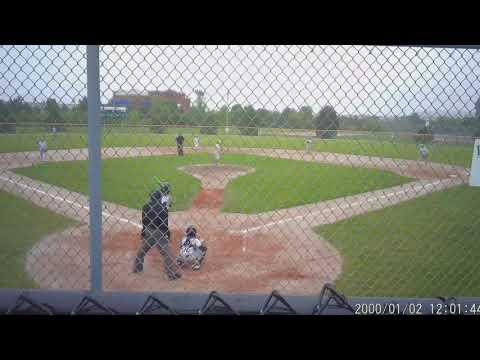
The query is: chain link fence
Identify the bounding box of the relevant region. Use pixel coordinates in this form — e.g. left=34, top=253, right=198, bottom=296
left=1, top=45, right=480, bottom=312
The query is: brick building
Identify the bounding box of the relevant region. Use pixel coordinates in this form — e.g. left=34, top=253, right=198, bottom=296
left=110, top=90, right=191, bottom=112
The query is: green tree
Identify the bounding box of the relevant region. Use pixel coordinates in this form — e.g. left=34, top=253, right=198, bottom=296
left=314, top=105, right=339, bottom=138
left=475, top=96, right=480, bottom=118
left=127, top=109, right=143, bottom=125
left=238, top=105, right=258, bottom=136
left=200, top=110, right=219, bottom=134
left=361, top=117, right=384, bottom=132
left=415, top=125, right=434, bottom=143
left=183, top=106, right=203, bottom=127
left=255, top=108, right=272, bottom=128
left=214, top=105, right=229, bottom=131
left=194, top=89, right=206, bottom=111
left=0, top=99, right=16, bottom=132
left=404, top=112, right=424, bottom=131
left=77, top=96, right=88, bottom=112
left=278, top=107, right=311, bottom=130
left=0, top=100, right=7, bottom=120
left=149, top=99, right=180, bottom=133
left=150, top=99, right=180, bottom=125
left=300, top=106, right=314, bottom=129
left=45, top=98, right=62, bottom=123
left=280, top=107, right=295, bottom=128
left=66, top=97, right=88, bottom=124
left=230, top=104, right=244, bottom=128
left=7, top=96, right=27, bottom=114
left=270, top=111, right=282, bottom=128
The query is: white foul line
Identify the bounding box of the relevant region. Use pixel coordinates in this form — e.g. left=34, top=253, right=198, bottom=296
left=0, top=175, right=142, bottom=229
left=231, top=180, right=445, bottom=234
left=0, top=173, right=448, bottom=236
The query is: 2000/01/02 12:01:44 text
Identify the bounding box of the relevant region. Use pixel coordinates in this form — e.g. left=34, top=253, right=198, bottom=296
left=353, top=302, right=480, bottom=315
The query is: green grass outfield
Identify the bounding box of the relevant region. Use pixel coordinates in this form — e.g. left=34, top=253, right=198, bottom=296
left=13, top=153, right=411, bottom=213
left=316, top=186, right=480, bottom=298
left=0, top=191, right=77, bottom=288
left=0, top=132, right=473, bottom=167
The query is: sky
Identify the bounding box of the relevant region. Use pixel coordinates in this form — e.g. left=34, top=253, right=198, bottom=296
left=1, top=45, right=479, bottom=118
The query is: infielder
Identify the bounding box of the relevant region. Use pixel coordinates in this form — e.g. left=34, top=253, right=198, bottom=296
left=193, top=136, right=200, bottom=151
left=419, top=143, right=429, bottom=161
left=38, top=139, right=47, bottom=161
left=133, top=183, right=181, bottom=281
left=305, top=138, right=312, bottom=153
left=176, top=225, right=207, bottom=271
left=214, top=142, right=222, bottom=165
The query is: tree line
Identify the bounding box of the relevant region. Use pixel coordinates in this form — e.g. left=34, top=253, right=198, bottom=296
left=0, top=96, right=88, bottom=132
left=1, top=95, right=480, bottom=138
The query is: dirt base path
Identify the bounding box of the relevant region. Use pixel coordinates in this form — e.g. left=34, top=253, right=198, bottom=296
left=0, top=147, right=469, bottom=295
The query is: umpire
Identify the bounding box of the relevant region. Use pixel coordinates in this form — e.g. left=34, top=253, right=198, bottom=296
left=133, top=185, right=181, bottom=280
left=176, top=134, right=185, bottom=156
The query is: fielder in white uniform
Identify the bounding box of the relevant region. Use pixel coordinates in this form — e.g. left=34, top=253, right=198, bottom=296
left=193, top=136, right=200, bottom=151
left=214, top=143, right=221, bottom=165
left=176, top=226, right=207, bottom=271
left=305, top=139, right=312, bottom=153
left=419, top=144, right=429, bottom=161
left=38, top=140, right=47, bottom=161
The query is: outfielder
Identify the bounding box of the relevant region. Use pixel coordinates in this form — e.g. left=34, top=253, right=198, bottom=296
left=176, top=225, right=207, bottom=271
left=214, top=142, right=222, bottom=165
left=419, top=143, right=429, bottom=161
left=133, top=183, right=181, bottom=280
left=305, top=138, right=312, bottom=153
left=38, top=139, right=47, bottom=161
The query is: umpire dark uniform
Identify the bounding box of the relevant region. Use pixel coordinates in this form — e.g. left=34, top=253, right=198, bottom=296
left=133, top=190, right=181, bottom=280
left=176, top=134, right=185, bottom=156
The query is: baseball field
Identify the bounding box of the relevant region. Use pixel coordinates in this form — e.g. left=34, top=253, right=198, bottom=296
left=13, top=154, right=411, bottom=213
left=0, top=132, right=473, bottom=167
left=316, top=185, right=480, bottom=297
left=0, top=130, right=478, bottom=296
left=0, top=190, right=77, bottom=288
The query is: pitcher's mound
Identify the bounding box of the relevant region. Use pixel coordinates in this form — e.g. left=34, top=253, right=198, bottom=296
left=178, top=164, right=255, bottom=189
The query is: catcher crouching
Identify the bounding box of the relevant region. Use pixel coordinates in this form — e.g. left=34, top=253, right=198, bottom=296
left=176, top=225, right=207, bottom=271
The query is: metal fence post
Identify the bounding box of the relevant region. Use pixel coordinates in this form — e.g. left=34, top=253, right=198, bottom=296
left=87, top=45, right=102, bottom=292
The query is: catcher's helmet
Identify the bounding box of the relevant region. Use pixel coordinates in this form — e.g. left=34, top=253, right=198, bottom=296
left=185, top=225, right=197, bottom=238
left=159, top=183, right=171, bottom=195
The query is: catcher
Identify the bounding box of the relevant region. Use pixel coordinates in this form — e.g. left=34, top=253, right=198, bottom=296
left=176, top=225, right=207, bottom=271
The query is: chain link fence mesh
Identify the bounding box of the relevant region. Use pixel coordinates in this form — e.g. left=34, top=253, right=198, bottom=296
left=0, top=45, right=479, bottom=300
